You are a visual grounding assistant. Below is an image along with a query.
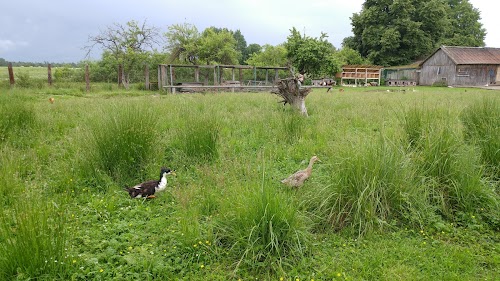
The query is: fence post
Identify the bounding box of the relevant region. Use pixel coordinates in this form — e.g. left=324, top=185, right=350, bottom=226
left=118, top=64, right=123, bottom=87
left=47, top=64, right=52, bottom=86
left=85, top=64, right=90, bottom=92
left=144, top=64, right=150, bottom=90
left=8, top=63, right=15, bottom=88
left=157, top=65, right=162, bottom=92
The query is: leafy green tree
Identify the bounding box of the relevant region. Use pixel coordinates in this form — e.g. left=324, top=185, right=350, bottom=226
left=246, top=44, right=287, bottom=67
left=233, top=30, right=248, bottom=64
left=335, top=47, right=369, bottom=66
left=198, top=27, right=240, bottom=65
left=345, top=0, right=449, bottom=66
left=86, top=20, right=161, bottom=89
left=345, top=0, right=485, bottom=66
left=285, top=28, right=339, bottom=78
left=246, top=43, right=262, bottom=60
left=442, top=0, right=486, bottom=46
left=164, top=23, right=200, bottom=64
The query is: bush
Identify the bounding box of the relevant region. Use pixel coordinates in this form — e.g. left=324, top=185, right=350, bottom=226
left=15, top=72, right=45, bottom=88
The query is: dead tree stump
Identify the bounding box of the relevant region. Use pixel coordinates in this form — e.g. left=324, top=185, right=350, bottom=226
left=271, top=77, right=312, bottom=116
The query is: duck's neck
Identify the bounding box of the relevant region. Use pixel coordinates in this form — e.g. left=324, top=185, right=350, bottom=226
left=307, top=158, right=316, bottom=170
left=156, top=175, right=168, bottom=192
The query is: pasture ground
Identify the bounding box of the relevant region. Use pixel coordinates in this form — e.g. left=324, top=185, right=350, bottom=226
left=0, top=85, right=499, bottom=280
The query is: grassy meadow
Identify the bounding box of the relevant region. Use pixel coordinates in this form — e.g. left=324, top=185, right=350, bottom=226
left=0, top=83, right=499, bottom=280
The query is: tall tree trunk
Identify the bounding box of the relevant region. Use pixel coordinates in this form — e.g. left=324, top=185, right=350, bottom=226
left=122, top=71, right=129, bottom=90
left=271, top=78, right=311, bottom=116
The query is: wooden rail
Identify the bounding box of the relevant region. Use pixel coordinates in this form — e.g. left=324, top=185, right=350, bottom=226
left=163, top=85, right=333, bottom=92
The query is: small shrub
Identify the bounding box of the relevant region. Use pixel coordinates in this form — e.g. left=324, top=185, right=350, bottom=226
left=15, top=72, right=44, bottom=88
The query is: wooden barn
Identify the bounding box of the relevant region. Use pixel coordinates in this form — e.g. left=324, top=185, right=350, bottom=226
left=419, top=46, right=500, bottom=86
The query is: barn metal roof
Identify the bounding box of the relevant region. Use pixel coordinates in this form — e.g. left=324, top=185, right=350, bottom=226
left=439, top=46, right=500, bottom=65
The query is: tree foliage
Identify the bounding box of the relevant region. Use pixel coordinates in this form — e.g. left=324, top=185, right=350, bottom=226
left=284, top=28, right=339, bottom=78
left=344, top=0, right=485, bottom=66
left=86, top=20, right=161, bottom=88
left=164, top=22, right=200, bottom=64
left=164, top=25, right=241, bottom=65
left=246, top=44, right=287, bottom=67
left=233, top=29, right=248, bottom=64
left=335, top=47, right=370, bottom=66
left=246, top=43, right=262, bottom=60
left=442, top=0, right=486, bottom=47
left=198, top=27, right=240, bottom=65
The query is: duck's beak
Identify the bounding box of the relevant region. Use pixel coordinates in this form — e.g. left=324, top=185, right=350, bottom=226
left=170, top=170, right=177, bottom=176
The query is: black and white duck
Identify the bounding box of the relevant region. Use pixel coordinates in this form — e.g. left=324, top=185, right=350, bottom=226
left=125, top=167, right=176, bottom=199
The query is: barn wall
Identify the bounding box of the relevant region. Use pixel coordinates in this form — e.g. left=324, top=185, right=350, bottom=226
left=419, top=49, right=456, bottom=86
left=453, top=65, right=496, bottom=86
left=420, top=49, right=499, bottom=86
left=384, top=69, right=418, bottom=81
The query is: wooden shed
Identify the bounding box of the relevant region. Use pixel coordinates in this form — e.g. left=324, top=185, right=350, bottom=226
left=419, top=46, right=500, bottom=86
left=382, top=62, right=420, bottom=86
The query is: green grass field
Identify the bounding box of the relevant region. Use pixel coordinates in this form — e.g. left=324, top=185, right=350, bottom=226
left=0, top=85, right=499, bottom=280
left=0, top=66, right=50, bottom=80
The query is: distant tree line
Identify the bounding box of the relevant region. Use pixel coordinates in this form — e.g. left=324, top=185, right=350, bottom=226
left=0, top=57, right=77, bottom=67
left=4, top=0, right=485, bottom=84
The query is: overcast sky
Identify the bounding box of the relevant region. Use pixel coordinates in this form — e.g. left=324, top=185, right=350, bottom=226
left=1, top=0, right=498, bottom=63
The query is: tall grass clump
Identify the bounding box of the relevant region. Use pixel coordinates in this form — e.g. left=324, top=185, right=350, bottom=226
left=415, top=124, right=498, bottom=225
left=0, top=94, right=37, bottom=144
left=280, top=109, right=305, bottom=143
left=0, top=195, right=68, bottom=280
left=175, top=108, right=220, bottom=163
left=79, top=103, right=159, bottom=188
left=0, top=149, right=24, bottom=207
left=402, top=107, right=425, bottom=149
left=460, top=97, right=500, bottom=179
left=215, top=184, right=311, bottom=274
left=312, top=138, right=429, bottom=236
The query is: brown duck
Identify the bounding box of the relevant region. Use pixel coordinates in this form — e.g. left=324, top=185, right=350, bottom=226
left=281, top=156, right=320, bottom=187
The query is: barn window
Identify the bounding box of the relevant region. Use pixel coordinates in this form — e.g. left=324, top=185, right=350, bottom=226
left=457, top=67, right=470, bottom=77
